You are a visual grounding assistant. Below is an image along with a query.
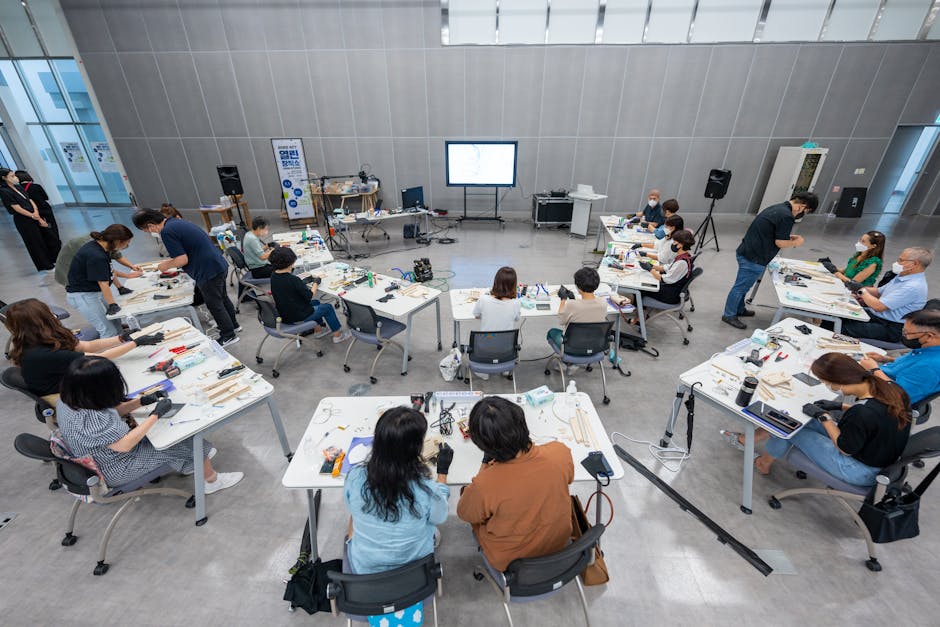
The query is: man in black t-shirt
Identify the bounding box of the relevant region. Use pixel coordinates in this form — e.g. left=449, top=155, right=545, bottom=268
left=721, top=192, right=818, bottom=329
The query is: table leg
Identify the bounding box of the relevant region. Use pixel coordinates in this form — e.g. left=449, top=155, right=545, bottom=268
left=184, top=306, right=203, bottom=332
left=434, top=298, right=442, bottom=351
left=267, top=397, right=293, bottom=459
left=424, top=211, right=431, bottom=235
left=593, top=218, right=604, bottom=252
left=306, top=489, right=321, bottom=561
left=635, top=289, right=648, bottom=341
left=741, top=422, right=755, bottom=515
left=402, top=312, right=414, bottom=375
left=659, top=382, right=687, bottom=447
left=202, top=213, right=212, bottom=232
left=192, top=432, right=207, bottom=526
left=453, top=319, right=460, bottom=349
left=613, top=310, right=622, bottom=363
left=770, top=307, right=784, bottom=326
left=833, top=318, right=842, bottom=334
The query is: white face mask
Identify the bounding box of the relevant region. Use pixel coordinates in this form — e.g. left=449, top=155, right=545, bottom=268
left=664, top=228, right=673, bottom=236
left=892, top=261, right=905, bottom=275
left=648, top=199, right=658, bottom=207
left=854, top=241, right=868, bottom=253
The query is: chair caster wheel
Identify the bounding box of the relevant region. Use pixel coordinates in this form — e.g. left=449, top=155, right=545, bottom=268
left=272, top=370, right=280, bottom=378
left=865, top=558, right=882, bottom=572
left=93, top=561, right=110, bottom=576
left=768, top=497, right=782, bottom=510
left=437, top=342, right=443, bottom=351
left=473, top=571, right=485, bottom=581
left=544, top=369, right=551, bottom=375
left=690, top=306, right=696, bottom=312
left=256, top=356, right=264, bottom=364
left=913, top=460, right=925, bottom=469
left=603, top=396, right=610, bottom=405
left=369, top=376, right=377, bottom=384
left=62, top=533, right=78, bottom=546
left=316, top=351, right=323, bottom=358
left=186, top=496, right=196, bottom=508
left=687, top=325, right=693, bottom=332
left=235, top=308, right=240, bottom=315
left=49, top=478, right=61, bottom=491
left=586, top=365, right=593, bottom=372
left=683, top=338, right=690, bottom=345
left=678, top=313, right=684, bottom=320
left=343, top=365, right=351, bottom=372
left=195, top=517, right=208, bottom=526
left=659, top=439, right=669, bottom=448
left=740, top=505, right=752, bottom=515
left=407, top=355, right=412, bottom=361
left=796, top=470, right=807, bottom=480
left=401, top=371, right=408, bottom=376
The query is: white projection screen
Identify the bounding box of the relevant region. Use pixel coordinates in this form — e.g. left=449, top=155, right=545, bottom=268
left=445, top=141, right=518, bottom=187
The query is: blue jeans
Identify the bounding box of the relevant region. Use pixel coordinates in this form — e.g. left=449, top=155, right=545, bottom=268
left=302, top=300, right=341, bottom=331
left=723, top=253, right=766, bottom=318
left=66, top=291, right=120, bottom=338
left=764, top=419, right=880, bottom=487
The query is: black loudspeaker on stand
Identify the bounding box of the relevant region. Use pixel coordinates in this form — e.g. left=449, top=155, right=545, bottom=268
left=217, top=165, right=247, bottom=230
left=694, top=168, right=731, bottom=255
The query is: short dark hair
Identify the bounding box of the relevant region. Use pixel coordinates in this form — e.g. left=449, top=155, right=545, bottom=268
left=905, top=309, right=940, bottom=331
left=790, top=191, right=819, bottom=211
left=665, top=215, right=684, bottom=231
left=672, top=229, right=695, bottom=251
left=60, top=356, right=128, bottom=411
left=269, top=245, right=297, bottom=270
left=573, top=267, right=600, bottom=293
left=251, top=217, right=268, bottom=230
left=468, top=397, right=531, bottom=463
left=662, top=198, right=679, bottom=214
left=14, top=170, right=33, bottom=183
left=132, top=208, right=166, bottom=229
left=491, top=266, right=517, bottom=299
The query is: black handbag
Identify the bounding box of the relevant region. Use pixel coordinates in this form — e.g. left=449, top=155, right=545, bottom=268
left=858, top=460, right=940, bottom=544
left=283, top=519, right=343, bottom=614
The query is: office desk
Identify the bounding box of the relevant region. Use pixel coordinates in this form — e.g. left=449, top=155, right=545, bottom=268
left=282, top=393, right=624, bottom=560
left=272, top=230, right=334, bottom=269
left=596, top=254, right=661, bottom=343
left=593, top=215, right=657, bottom=252
left=307, top=262, right=443, bottom=373
left=658, top=318, right=883, bottom=515
left=200, top=199, right=251, bottom=231
left=768, top=257, right=869, bottom=333
left=312, top=186, right=380, bottom=214
left=121, top=318, right=292, bottom=525
left=107, top=271, right=202, bottom=332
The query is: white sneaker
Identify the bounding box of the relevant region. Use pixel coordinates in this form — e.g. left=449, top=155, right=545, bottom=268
left=220, top=335, right=240, bottom=347
left=333, top=329, right=353, bottom=343
left=313, top=326, right=332, bottom=339
left=204, top=471, right=244, bottom=495
left=234, top=325, right=243, bottom=333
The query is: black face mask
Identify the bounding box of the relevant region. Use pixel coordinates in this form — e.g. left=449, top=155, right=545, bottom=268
left=793, top=211, right=806, bottom=223
left=670, top=243, right=679, bottom=253
left=901, top=336, right=923, bottom=350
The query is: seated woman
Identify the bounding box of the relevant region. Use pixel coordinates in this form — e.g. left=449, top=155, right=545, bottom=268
left=57, top=355, right=243, bottom=493
left=242, top=217, right=275, bottom=279
left=473, top=266, right=521, bottom=331
left=640, top=230, right=695, bottom=307
left=748, top=353, right=911, bottom=486
left=648, top=198, right=679, bottom=239
left=640, top=215, right=686, bottom=265
left=344, top=406, right=451, bottom=574
left=822, top=230, right=884, bottom=288
left=268, top=246, right=351, bottom=343
left=4, top=298, right=163, bottom=404
left=457, top=397, right=573, bottom=571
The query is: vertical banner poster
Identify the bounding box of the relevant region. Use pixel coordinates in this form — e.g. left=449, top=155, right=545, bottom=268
left=59, top=141, right=90, bottom=173
left=91, top=141, right=118, bottom=173
left=271, top=138, right=315, bottom=220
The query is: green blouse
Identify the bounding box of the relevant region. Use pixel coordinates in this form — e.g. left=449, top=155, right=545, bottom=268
left=844, top=254, right=882, bottom=287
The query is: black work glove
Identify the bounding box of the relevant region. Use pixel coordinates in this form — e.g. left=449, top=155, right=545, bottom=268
left=820, top=261, right=838, bottom=274
left=628, top=216, right=641, bottom=224
left=117, top=286, right=133, bottom=295
left=151, top=398, right=174, bottom=418
left=813, top=399, right=843, bottom=412
left=802, top=403, right=827, bottom=420
left=139, top=390, right=168, bottom=406
left=845, top=280, right=864, bottom=293
left=132, top=332, right=165, bottom=347
left=557, top=286, right=575, bottom=300
left=436, top=443, right=454, bottom=475
left=630, top=243, right=643, bottom=250
left=639, top=261, right=653, bottom=272
left=637, top=250, right=647, bottom=257
left=106, top=303, right=121, bottom=315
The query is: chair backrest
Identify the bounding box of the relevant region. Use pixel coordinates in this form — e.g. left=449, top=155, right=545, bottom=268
left=255, top=298, right=280, bottom=329
left=913, top=390, right=940, bottom=425
left=327, top=553, right=441, bottom=617
left=562, top=322, right=613, bottom=357
left=14, top=433, right=97, bottom=496
left=504, top=524, right=605, bottom=597
left=468, top=330, right=520, bottom=364
left=343, top=299, right=379, bottom=334
left=224, top=246, right=248, bottom=271
left=680, top=266, right=704, bottom=300
left=1, top=366, right=37, bottom=400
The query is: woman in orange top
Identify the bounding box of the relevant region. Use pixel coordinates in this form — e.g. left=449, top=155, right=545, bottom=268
left=457, top=397, right=574, bottom=571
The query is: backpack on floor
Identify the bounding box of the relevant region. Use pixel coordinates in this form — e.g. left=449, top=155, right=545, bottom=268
left=283, top=519, right=342, bottom=614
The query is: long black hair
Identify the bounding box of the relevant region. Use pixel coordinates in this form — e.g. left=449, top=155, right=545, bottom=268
left=362, top=407, right=432, bottom=522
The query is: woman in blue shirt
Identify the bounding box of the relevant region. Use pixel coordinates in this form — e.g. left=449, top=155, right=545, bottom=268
left=344, top=407, right=452, bottom=574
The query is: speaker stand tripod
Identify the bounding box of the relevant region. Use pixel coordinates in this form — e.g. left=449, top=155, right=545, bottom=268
left=228, top=194, right=248, bottom=231
left=693, top=197, right=719, bottom=255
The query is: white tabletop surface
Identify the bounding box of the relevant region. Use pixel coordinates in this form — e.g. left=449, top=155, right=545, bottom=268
left=272, top=229, right=334, bottom=267
left=676, top=317, right=883, bottom=438
left=338, top=208, right=429, bottom=224
left=598, top=215, right=657, bottom=245
left=770, top=257, right=870, bottom=322
left=119, top=318, right=273, bottom=449
left=306, top=262, right=441, bottom=318
left=108, top=271, right=196, bottom=319
left=596, top=257, right=661, bottom=292
left=282, top=393, right=625, bottom=489
left=449, top=283, right=620, bottom=323
left=568, top=192, right=607, bottom=201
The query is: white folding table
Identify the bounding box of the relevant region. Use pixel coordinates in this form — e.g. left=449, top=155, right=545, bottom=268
left=592, top=215, right=657, bottom=252
left=107, top=271, right=201, bottom=332
left=329, top=209, right=431, bottom=258
left=596, top=254, right=661, bottom=343
left=272, top=229, right=334, bottom=269
left=767, top=257, right=870, bottom=333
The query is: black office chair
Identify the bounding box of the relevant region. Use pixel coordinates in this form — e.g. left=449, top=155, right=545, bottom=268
left=254, top=298, right=323, bottom=378
left=1, top=366, right=55, bottom=426
left=14, top=433, right=193, bottom=575
left=642, top=266, right=703, bottom=346
left=326, top=553, right=443, bottom=626
left=466, top=330, right=521, bottom=393
left=473, top=524, right=605, bottom=626
left=768, top=426, right=940, bottom=571
left=545, top=321, right=614, bottom=405
left=224, top=246, right=270, bottom=312
left=341, top=299, right=408, bottom=383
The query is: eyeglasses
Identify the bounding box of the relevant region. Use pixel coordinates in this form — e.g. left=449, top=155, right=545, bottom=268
left=902, top=330, right=931, bottom=339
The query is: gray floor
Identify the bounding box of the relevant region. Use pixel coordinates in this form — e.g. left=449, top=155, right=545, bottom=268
left=1, top=207, right=938, bottom=626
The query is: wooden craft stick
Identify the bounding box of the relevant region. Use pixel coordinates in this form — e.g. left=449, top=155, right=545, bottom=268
left=130, top=323, right=164, bottom=339
left=202, top=375, right=244, bottom=392
left=213, top=385, right=251, bottom=404
left=208, top=382, right=241, bottom=401
left=711, top=363, right=741, bottom=379
left=578, top=409, right=597, bottom=448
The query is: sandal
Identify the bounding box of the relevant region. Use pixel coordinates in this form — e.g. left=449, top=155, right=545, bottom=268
left=719, top=429, right=746, bottom=452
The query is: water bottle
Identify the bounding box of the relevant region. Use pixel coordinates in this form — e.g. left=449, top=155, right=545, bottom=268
left=126, top=314, right=140, bottom=332
left=367, top=271, right=374, bottom=288
left=42, top=408, right=55, bottom=424
left=301, top=229, right=307, bottom=243
left=566, top=380, right=578, bottom=419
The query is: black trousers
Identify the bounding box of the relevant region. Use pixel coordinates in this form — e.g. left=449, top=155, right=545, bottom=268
left=38, top=209, right=61, bottom=261
left=195, top=271, right=238, bottom=338
left=249, top=264, right=273, bottom=279
left=841, top=316, right=904, bottom=343
left=13, top=213, right=55, bottom=271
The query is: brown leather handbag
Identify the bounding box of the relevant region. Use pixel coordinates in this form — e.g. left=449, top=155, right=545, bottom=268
left=570, top=495, right=609, bottom=585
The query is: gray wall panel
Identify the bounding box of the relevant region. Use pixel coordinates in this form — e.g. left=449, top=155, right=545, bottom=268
left=393, top=138, right=432, bottom=195
left=80, top=53, right=142, bottom=138
left=656, top=47, right=710, bottom=139
left=386, top=50, right=429, bottom=137
left=261, top=2, right=305, bottom=51
left=357, top=138, right=396, bottom=199
left=465, top=48, right=505, bottom=138
left=831, top=138, right=889, bottom=194
left=772, top=45, right=840, bottom=139
left=678, top=138, right=730, bottom=211
left=120, top=54, right=179, bottom=137
left=177, top=0, right=228, bottom=52
left=501, top=48, right=544, bottom=138
left=535, top=138, right=577, bottom=193
left=112, top=138, right=164, bottom=206
left=854, top=45, right=929, bottom=138
left=339, top=1, right=386, bottom=50
left=347, top=51, right=393, bottom=137
left=645, top=138, right=689, bottom=201
left=154, top=53, right=213, bottom=138
left=426, top=49, right=465, bottom=137
left=102, top=2, right=152, bottom=52
left=251, top=137, right=284, bottom=212
left=181, top=138, right=223, bottom=205
left=539, top=48, right=585, bottom=137
left=320, top=138, right=360, bottom=178
left=231, top=52, right=283, bottom=138
left=382, top=0, right=429, bottom=50
left=607, top=139, right=653, bottom=212
left=720, top=138, right=770, bottom=213
left=814, top=45, right=886, bottom=138
left=192, top=53, right=249, bottom=137
left=270, top=52, right=320, bottom=138
left=693, top=46, right=752, bottom=138
left=216, top=137, right=262, bottom=204
left=733, top=46, right=798, bottom=138
left=140, top=2, right=190, bottom=52
left=578, top=48, right=628, bottom=138
left=149, top=138, right=199, bottom=208
left=60, top=0, right=115, bottom=53
left=298, top=0, right=345, bottom=50
left=900, top=46, right=940, bottom=125
left=573, top=138, right=614, bottom=213
left=219, top=0, right=267, bottom=51
left=307, top=51, right=356, bottom=137
left=617, top=47, right=669, bottom=138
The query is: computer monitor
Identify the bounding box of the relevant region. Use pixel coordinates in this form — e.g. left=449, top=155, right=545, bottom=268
left=401, top=186, right=425, bottom=209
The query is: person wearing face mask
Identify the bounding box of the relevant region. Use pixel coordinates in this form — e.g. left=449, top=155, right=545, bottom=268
left=640, top=230, right=695, bottom=306
left=633, top=189, right=664, bottom=227
left=721, top=191, right=818, bottom=330
left=55, top=225, right=143, bottom=292
left=638, top=215, right=686, bottom=265
left=839, top=247, right=931, bottom=343
left=0, top=167, right=56, bottom=272
left=741, top=353, right=911, bottom=486
left=819, top=231, right=884, bottom=287
left=858, top=309, right=940, bottom=406
left=649, top=199, right=679, bottom=238
left=242, top=217, right=275, bottom=279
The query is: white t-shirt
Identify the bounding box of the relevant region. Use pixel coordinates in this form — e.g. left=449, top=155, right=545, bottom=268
left=472, top=295, right=521, bottom=331
left=654, top=237, right=677, bottom=265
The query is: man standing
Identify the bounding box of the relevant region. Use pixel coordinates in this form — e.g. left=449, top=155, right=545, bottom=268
left=635, top=189, right=665, bottom=227
left=132, top=209, right=240, bottom=346
left=721, top=192, right=818, bottom=329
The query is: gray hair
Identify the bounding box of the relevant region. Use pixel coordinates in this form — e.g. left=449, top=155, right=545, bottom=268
left=904, top=247, right=933, bottom=269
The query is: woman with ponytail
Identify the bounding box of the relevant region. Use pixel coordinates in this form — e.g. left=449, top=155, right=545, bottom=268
left=752, top=352, right=911, bottom=486
left=65, top=225, right=138, bottom=338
